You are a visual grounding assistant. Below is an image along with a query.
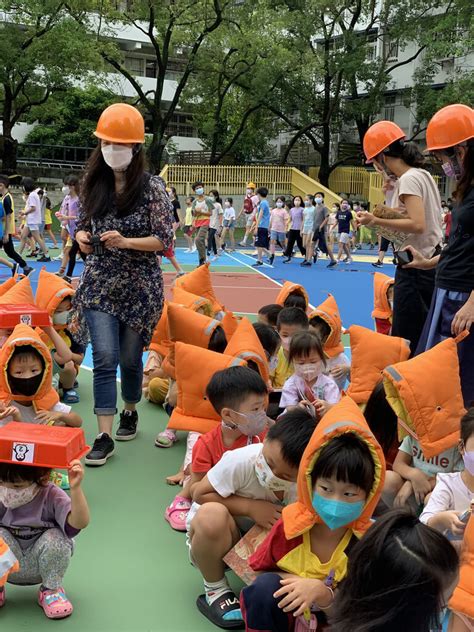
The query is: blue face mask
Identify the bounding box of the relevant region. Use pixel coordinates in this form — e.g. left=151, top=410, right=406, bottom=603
left=312, top=493, right=364, bottom=530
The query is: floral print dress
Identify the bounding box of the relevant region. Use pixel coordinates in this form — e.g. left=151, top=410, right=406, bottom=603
left=71, top=175, right=174, bottom=347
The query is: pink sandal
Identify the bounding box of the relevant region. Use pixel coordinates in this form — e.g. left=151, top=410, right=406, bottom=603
left=164, top=495, right=192, bottom=531
left=38, top=587, right=73, bottom=619
left=155, top=428, right=178, bottom=448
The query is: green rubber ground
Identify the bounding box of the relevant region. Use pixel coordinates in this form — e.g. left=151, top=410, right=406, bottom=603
left=2, top=369, right=234, bottom=631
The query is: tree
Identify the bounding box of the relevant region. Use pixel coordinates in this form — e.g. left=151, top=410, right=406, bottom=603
left=0, top=1, right=102, bottom=172
left=25, top=86, right=118, bottom=147
left=73, top=0, right=246, bottom=171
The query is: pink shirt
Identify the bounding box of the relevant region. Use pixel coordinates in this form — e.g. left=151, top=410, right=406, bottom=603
left=280, top=373, right=340, bottom=409
left=270, top=208, right=289, bottom=233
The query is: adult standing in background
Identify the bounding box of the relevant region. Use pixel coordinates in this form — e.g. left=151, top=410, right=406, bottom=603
left=404, top=104, right=474, bottom=405
left=359, top=121, right=443, bottom=353
left=72, top=103, right=174, bottom=467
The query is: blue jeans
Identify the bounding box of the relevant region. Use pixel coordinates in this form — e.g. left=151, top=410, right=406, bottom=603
left=84, top=309, right=144, bottom=415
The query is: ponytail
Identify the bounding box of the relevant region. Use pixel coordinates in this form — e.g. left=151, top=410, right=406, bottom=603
left=384, top=140, right=426, bottom=168
left=454, top=139, right=474, bottom=202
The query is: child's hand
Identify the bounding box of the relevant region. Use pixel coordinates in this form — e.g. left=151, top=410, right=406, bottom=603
left=248, top=500, right=282, bottom=530
left=330, top=365, right=349, bottom=380
left=0, top=404, right=20, bottom=421
left=410, top=469, right=432, bottom=504
left=394, top=480, right=413, bottom=507
left=440, top=511, right=467, bottom=537
left=314, top=399, right=331, bottom=417
left=68, top=459, right=84, bottom=489
left=274, top=577, right=329, bottom=616
left=35, top=410, right=64, bottom=425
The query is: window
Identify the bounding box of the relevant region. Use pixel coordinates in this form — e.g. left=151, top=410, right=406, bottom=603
left=165, top=113, right=196, bottom=138
left=384, top=94, right=397, bottom=121
left=145, top=59, right=157, bottom=78
left=124, top=56, right=144, bottom=76
left=384, top=36, right=399, bottom=61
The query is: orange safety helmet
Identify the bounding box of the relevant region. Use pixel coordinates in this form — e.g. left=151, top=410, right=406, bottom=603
left=363, top=121, right=405, bottom=162
left=94, top=103, right=145, bottom=144
left=426, top=104, right=474, bottom=151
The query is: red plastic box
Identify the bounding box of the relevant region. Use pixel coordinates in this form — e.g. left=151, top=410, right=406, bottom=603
left=0, top=422, right=89, bottom=469
left=0, top=304, right=51, bottom=329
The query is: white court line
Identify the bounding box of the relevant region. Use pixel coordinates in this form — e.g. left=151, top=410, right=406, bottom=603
left=223, top=251, right=284, bottom=288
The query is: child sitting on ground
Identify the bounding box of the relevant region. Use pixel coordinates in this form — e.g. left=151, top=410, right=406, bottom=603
left=253, top=323, right=281, bottom=373
left=0, top=326, right=82, bottom=428
left=420, top=408, right=474, bottom=538
left=0, top=459, right=89, bottom=619
left=189, top=409, right=317, bottom=629
left=271, top=307, right=309, bottom=389
left=280, top=331, right=340, bottom=417
left=240, top=397, right=384, bottom=632
left=165, top=366, right=270, bottom=532
left=258, top=304, right=283, bottom=329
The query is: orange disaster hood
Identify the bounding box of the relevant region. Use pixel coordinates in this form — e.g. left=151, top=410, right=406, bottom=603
left=282, top=396, right=385, bottom=539
left=309, top=294, right=344, bottom=358
left=225, top=317, right=269, bottom=384
left=275, top=282, right=309, bottom=310
left=35, top=268, right=74, bottom=319
left=371, top=272, right=394, bottom=321
left=0, top=323, right=59, bottom=411
left=0, top=276, right=34, bottom=306
left=174, top=263, right=223, bottom=313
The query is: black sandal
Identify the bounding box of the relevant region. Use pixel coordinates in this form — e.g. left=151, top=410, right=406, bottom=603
left=196, top=592, right=244, bottom=630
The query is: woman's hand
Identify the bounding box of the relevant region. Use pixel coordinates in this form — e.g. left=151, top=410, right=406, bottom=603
left=400, top=245, right=430, bottom=269
left=356, top=211, right=375, bottom=226
left=100, top=230, right=129, bottom=249
left=452, top=296, right=474, bottom=336
left=274, top=577, right=330, bottom=616
left=76, top=230, right=93, bottom=254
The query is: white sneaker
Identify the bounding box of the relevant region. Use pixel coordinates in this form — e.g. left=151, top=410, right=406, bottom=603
left=211, top=255, right=218, bottom=262
left=183, top=248, right=191, bottom=253
left=191, top=246, right=197, bottom=253
left=53, top=254, right=63, bottom=261
left=345, top=258, right=353, bottom=264
left=239, top=241, right=247, bottom=247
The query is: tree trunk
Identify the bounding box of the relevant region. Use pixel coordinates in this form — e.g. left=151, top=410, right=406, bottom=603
left=317, top=123, right=331, bottom=187
left=147, top=126, right=166, bottom=174
left=0, top=135, right=18, bottom=174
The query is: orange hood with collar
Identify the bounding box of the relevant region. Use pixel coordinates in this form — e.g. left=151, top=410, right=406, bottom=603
left=449, top=509, right=474, bottom=618
left=171, top=285, right=213, bottom=316
left=0, top=275, right=19, bottom=298
left=0, top=276, right=34, bottom=306
left=346, top=325, right=410, bottom=406
left=168, top=342, right=246, bottom=433
left=174, top=263, right=223, bottom=313
left=282, top=396, right=385, bottom=540
left=221, top=311, right=240, bottom=340
left=224, top=317, right=269, bottom=384
left=149, top=302, right=173, bottom=359
left=371, top=272, right=394, bottom=321
left=35, top=268, right=74, bottom=320
left=0, top=324, right=59, bottom=411
left=275, top=282, right=309, bottom=309
left=309, top=294, right=344, bottom=358
left=382, top=334, right=467, bottom=458
left=161, top=303, right=223, bottom=380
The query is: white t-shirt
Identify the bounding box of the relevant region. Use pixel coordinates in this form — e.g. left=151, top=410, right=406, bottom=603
left=224, top=206, right=236, bottom=222
left=420, top=472, right=474, bottom=525
left=209, top=202, right=224, bottom=230
left=0, top=401, right=71, bottom=427
left=280, top=373, right=341, bottom=409
left=399, top=436, right=463, bottom=477
left=187, top=443, right=296, bottom=531
left=26, top=191, right=42, bottom=225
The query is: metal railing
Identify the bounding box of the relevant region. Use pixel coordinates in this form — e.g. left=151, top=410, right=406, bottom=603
left=16, top=144, right=94, bottom=170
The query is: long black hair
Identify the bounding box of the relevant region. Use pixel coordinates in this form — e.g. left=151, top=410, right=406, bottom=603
left=330, top=509, right=459, bottom=632
left=455, top=139, right=474, bottom=202
left=383, top=139, right=425, bottom=168
left=363, top=381, right=398, bottom=458
left=81, top=144, right=146, bottom=218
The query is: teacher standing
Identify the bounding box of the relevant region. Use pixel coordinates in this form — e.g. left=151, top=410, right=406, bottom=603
left=72, top=103, right=174, bottom=467
left=359, top=121, right=443, bottom=353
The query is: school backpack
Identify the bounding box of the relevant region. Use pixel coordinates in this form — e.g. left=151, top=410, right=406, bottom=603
left=243, top=196, right=254, bottom=214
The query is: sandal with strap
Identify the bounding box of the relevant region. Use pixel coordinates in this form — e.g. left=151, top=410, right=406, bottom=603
left=164, top=495, right=192, bottom=531
left=38, top=587, right=73, bottom=619
left=62, top=389, right=80, bottom=404
left=196, top=592, right=244, bottom=629
left=155, top=428, right=178, bottom=448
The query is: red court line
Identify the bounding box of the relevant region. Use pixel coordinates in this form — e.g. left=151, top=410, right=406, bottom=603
left=163, top=272, right=280, bottom=313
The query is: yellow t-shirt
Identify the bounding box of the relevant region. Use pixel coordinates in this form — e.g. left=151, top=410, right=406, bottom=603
left=44, top=208, right=52, bottom=225
left=184, top=206, right=193, bottom=226
left=270, top=346, right=294, bottom=389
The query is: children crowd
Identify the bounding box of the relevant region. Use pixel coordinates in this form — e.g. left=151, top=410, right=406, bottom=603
left=0, top=102, right=472, bottom=632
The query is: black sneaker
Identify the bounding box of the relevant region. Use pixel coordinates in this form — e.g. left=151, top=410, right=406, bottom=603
left=115, top=410, right=138, bottom=441
left=22, top=265, right=34, bottom=276
left=85, top=433, right=115, bottom=466
left=269, top=254, right=275, bottom=265
left=372, top=261, right=383, bottom=268
left=37, top=256, right=51, bottom=262
left=327, top=260, right=338, bottom=268
left=252, top=261, right=263, bottom=267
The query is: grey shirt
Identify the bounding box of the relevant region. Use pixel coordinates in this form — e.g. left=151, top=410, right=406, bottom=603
left=313, top=205, right=329, bottom=232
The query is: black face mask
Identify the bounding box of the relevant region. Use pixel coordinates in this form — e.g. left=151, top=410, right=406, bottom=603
left=8, top=374, right=43, bottom=397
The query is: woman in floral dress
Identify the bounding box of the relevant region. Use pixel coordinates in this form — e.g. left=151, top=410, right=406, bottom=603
left=73, top=104, right=174, bottom=467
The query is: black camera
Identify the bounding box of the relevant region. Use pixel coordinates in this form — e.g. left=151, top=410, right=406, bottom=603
left=88, top=235, right=105, bottom=256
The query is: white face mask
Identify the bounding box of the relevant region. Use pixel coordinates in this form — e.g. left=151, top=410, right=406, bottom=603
left=195, top=187, right=204, bottom=196
left=53, top=310, right=70, bottom=326
left=255, top=451, right=293, bottom=493
left=61, top=186, right=70, bottom=196
left=101, top=144, right=134, bottom=171
left=280, top=336, right=291, bottom=352
left=246, top=189, right=253, bottom=195
left=304, top=200, right=310, bottom=206
left=224, top=202, right=230, bottom=208
left=294, top=361, right=324, bottom=382
left=0, top=483, right=40, bottom=509
left=315, top=197, right=323, bottom=204
left=276, top=201, right=284, bottom=208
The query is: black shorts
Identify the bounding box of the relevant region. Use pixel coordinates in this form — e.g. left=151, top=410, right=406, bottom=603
left=256, top=227, right=269, bottom=249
